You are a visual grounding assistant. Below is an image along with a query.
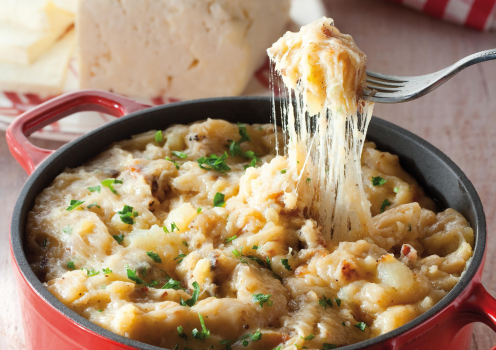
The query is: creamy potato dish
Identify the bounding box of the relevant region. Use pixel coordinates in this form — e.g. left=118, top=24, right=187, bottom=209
left=26, top=119, right=473, bottom=349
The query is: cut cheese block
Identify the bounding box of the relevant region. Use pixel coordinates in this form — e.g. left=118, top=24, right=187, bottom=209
left=77, top=0, right=290, bottom=100
left=0, top=30, right=75, bottom=96
left=0, top=0, right=74, bottom=64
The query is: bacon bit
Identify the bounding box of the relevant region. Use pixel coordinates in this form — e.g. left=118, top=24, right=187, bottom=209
left=400, top=244, right=417, bottom=267
left=322, top=26, right=334, bottom=38
left=401, top=245, right=411, bottom=256
left=141, top=287, right=149, bottom=292
left=243, top=324, right=250, bottom=330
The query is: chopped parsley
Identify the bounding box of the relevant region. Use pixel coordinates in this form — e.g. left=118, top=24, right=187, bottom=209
left=102, top=267, right=112, bottom=274
left=265, top=257, right=272, bottom=269
left=87, top=202, right=100, bottom=209
left=126, top=268, right=145, bottom=285
left=394, top=187, right=399, bottom=193
left=243, top=158, right=257, bottom=170
left=155, top=130, right=163, bottom=143
left=252, top=245, right=259, bottom=250
left=87, top=185, right=101, bottom=193
left=372, top=176, right=387, bottom=186
left=197, top=152, right=231, bottom=173
left=118, top=205, right=138, bottom=225
left=380, top=199, right=392, bottom=213
left=334, top=298, right=342, bottom=307
left=355, top=322, right=367, bottom=332
left=162, top=278, right=185, bottom=290
left=408, top=223, right=412, bottom=231
left=172, top=151, right=188, bottom=159
left=147, top=251, right=162, bottom=263
left=41, top=238, right=48, bottom=248
left=192, top=313, right=210, bottom=340
left=166, top=156, right=180, bottom=170
left=281, top=258, right=292, bottom=271
left=323, top=344, right=337, bottom=349
left=247, top=256, right=265, bottom=265
left=83, top=268, right=100, bottom=277
left=101, top=178, right=123, bottom=195
left=177, top=326, right=187, bottom=340
left=280, top=169, right=287, bottom=174
left=62, top=225, right=72, bottom=235
left=197, top=207, right=202, bottom=214
left=174, top=253, right=187, bottom=264
left=273, top=347, right=281, bottom=350
left=239, top=329, right=262, bottom=346
left=303, top=335, right=315, bottom=341
left=97, top=309, right=103, bottom=313
left=66, top=200, right=84, bottom=211
left=306, top=178, right=311, bottom=183
left=342, top=322, right=346, bottom=327
left=113, top=234, right=124, bottom=244
left=213, top=192, right=225, bottom=207
left=252, top=294, right=273, bottom=308
left=181, top=281, right=200, bottom=307
left=319, top=295, right=333, bottom=309
left=163, top=226, right=170, bottom=233
left=182, top=241, right=188, bottom=247
left=219, top=339, right=233, bottom=350
left=225, top=235, right=237, bottom=244
left=67, top=261, right=75, bottom=270
left=171, top=222, right=179, bottom=232
left=232, top=247, right=248, bottom=264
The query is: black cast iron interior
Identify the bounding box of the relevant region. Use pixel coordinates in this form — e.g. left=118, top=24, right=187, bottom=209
left=11, top=96, right=486, bottom=350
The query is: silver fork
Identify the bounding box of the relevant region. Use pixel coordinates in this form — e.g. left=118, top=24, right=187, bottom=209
left=363, top=49, right=496, bottom=103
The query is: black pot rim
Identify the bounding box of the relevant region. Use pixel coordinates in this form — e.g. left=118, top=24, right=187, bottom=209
left=10, top=96, right=486, bottom=350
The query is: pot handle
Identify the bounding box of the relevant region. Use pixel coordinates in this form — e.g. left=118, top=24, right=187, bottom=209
left=6, top=90, right=150, bottom=175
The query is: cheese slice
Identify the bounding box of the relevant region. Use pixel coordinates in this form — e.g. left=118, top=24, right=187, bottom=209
left=0, top=0, right=74, bottom=64
left=77, top=0, right=290, bottom=100
left=0, top=30, right=75, bottom=96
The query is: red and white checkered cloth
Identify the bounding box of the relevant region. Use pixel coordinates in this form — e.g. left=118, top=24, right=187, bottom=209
left=392, top=0, right=496, bottom=30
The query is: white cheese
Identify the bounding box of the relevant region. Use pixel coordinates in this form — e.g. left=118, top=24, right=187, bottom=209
left=77, top=0, right=290, bottom=100
left=0, top=0, right=74, bottom=64
left=0, top=30, right=75, bottom=96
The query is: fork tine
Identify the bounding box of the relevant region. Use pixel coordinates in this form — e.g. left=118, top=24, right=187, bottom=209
left=366, top=71, right=409, bottom=83
left=365, top=83, right=401, bottom=92
left=366, top=76, right=405, bottom=87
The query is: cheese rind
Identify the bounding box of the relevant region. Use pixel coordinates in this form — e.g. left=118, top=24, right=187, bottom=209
left=77, top=0, right=290, bottom=100
left=0, top=31, right=75, bottom=96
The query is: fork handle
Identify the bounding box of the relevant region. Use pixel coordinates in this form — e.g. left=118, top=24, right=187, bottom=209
left=455, top=49, right=496, bottom=70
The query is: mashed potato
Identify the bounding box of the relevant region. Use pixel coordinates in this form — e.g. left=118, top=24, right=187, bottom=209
left=26, top=119, right=473, bottom=349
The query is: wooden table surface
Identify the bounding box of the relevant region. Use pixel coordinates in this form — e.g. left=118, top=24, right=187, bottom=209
left=0, top=0, right=495, bottom=349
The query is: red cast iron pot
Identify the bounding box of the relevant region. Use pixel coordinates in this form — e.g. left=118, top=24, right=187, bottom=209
left=7, top=90, right=496, bottom=350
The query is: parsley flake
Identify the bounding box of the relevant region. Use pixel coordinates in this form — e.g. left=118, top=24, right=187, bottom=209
left=342, top=321, right=346, bottom=327
left=372, top=176, right=387, bottom=186
left=319, top=295, right=333, bottom=309
left=66, top=200, right=84, bottom=211
left=225, top=235, right=237, bottom=244
left=355, top=322, right=367, bottom=332
left=113, top=234, right=124, bottom=244
left=197, top=207, right=202, bottom=214
left=243, top=158, right=257, bottom=170
left=41, top=238, right=48, bottom=248
left=62, top=225, right=72, bottom=235
left=252, top=245, right=259, bottom=249
left=172, top=151, right=188, bottom=159
left=323, top=344, right=337, bottom=349
left=101, top=178, right=123, bottom=195
left=334, top=298, right=342, bottom=307
left=304, top=335, right=315, bottom=341
left=171, top=222, right=179, bottom=232
left=87, top=202, right=100, bottom=209
left=182, top=241, right=188, bottom=247
left=83, top=268, right=100, bottom=277
left=87, top=185, right=101, bottom=193
left=97, top=309, right=103, bottom=313
left=252, top=294, right=273, bottom=308
left=281, top=258, right=292, bottom=271
left=155, top=130, right=163, bottom=143
left=118, top=205, right=138, bottom=225
left=174, top=253, right=187, bottom=264
left=213, top=192, right=225, bottom=207
left=306, top=178, right=311, bottom=183
left=102, top=267, right=112, bottom=274
left=147, top=251, right=162, bottom=263
left=192, top=313, right=210, bottom=340
left=126, top=268, right=145, bottom=285
left=280, top=169, right=287, bottom=174
left=67, top=261, right=75, bottom=270
left=394, top=187, right=399, bottom=193
left=177, top=326, right=187, bottom=340
left=162, top=278, right=185, bottom=290
left=180, top=281, right=200, bottom=307
left=380, top=199, right=392, bottom=213
left=166, top=156, right=180, bottom=170
left=197, top=152, right=231, bottom=173
left=163, top=226, right=170, bottom=233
